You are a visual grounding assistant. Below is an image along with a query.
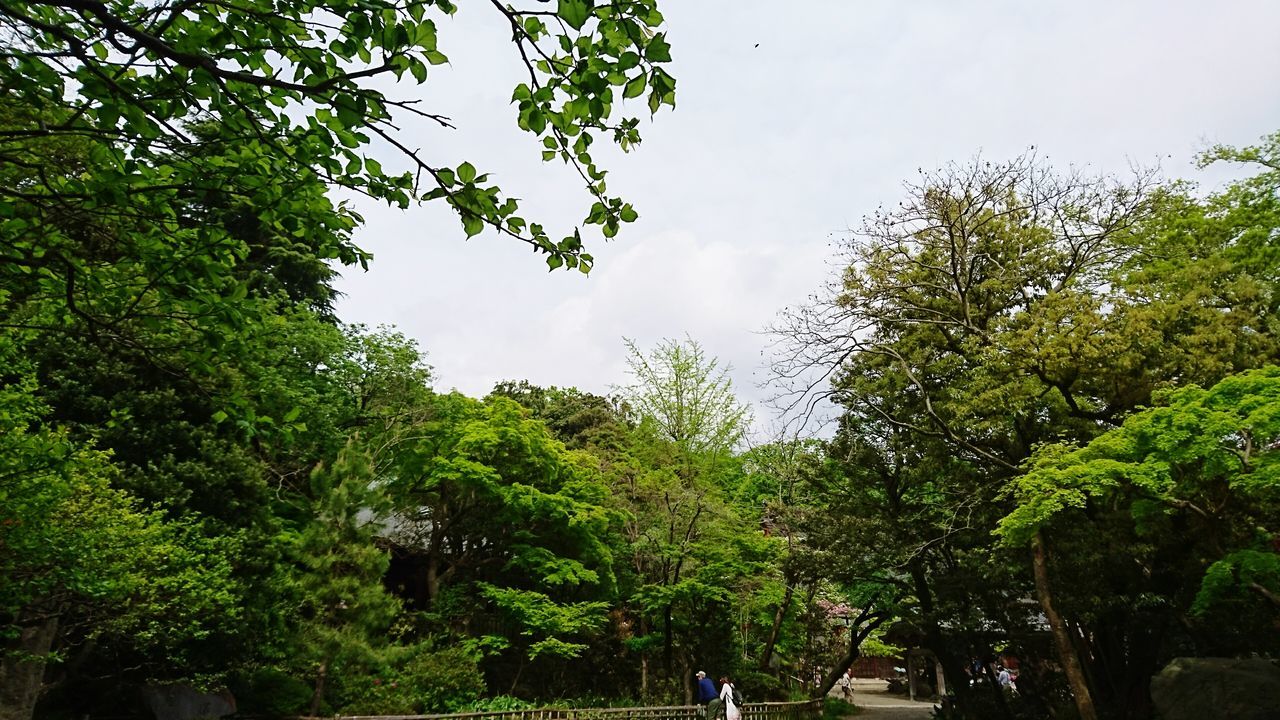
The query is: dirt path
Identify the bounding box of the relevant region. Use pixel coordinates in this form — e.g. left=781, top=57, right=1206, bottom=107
left=836, top=679, right=935, bottom=720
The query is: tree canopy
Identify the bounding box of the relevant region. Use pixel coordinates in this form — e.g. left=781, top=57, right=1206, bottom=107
left=2, top=5, right=1278, bottom=715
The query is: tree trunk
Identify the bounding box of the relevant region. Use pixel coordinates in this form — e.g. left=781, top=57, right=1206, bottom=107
left=813, top=612, right=889, bottom=699
left=663, top=605, right=674, bottom=678
left=759, top=580, right=794, bottom=671
left=0, top=613, right=59, bottom=720
left=906, top=560, right=976, bottom=713
left=308, top=661, right=328, bottom=718
left=797, top=583, right=819, bottom=682
left=680, top=652, right=693, bottom=704
left=426, top=554, right=441, bottom=606
left=1032, top=531, right=1098, bottom=720
left=639, top=614, right=650, bottom=699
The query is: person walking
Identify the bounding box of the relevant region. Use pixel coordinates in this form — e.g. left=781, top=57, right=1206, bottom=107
left=997, top=665, right=1012, bottom=693
left=719, top=676, right=741, bottom=720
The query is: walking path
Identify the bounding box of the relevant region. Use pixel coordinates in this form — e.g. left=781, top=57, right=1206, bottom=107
left=836, top=679, right=935, bottom=720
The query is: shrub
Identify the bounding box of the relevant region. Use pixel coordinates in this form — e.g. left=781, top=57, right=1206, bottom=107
left=335, top=644, right=485, bottom=714
left=823, top=697, right=860, bottom=719
left=730, top=669, right=787, bottom=702
left=231, top=668, right=314, bottom=717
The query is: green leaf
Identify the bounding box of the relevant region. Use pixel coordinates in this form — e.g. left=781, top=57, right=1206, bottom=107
left=645, top=33, right=672, bottom=62
left=557, top=0, right=592, bottom=31
left=623, top=74, right=646, bottom=99
left=462, top=214, right=484, bottom=237
left=458, top=161, right=477, bottom=184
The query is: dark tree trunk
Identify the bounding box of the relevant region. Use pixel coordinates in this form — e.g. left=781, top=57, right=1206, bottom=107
left=308, top=661, right=328, bottom=718
left=759, top=580, right=794, bottom=671
left=680, top=652, right=693, bottom=704
left=426, top=554, right=440, bottom=606
left=639, top=615, right=650, bottom=698
left=812, top=606, right=889, bottom=699
left=1032, top=532, right=1098, bottom=720
left=663, top=605, right=674, bottom=678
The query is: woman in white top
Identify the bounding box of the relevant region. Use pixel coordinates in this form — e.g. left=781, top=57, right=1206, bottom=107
left=718, top=677, right=741, bottom=720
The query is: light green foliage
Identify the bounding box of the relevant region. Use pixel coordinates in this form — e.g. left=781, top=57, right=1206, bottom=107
left=0, top=0, right=674, bottom=275
left=480, top=586, right=609, bottom=660
left=621, top=337, right=752, bottom=458
left=1000, top=367, right=1280, bottom=612
left=608, top=339, right=776, bottom=697
left=856, top=629, right=904, bottom=659
left=380, top=392, right=617, bottom=662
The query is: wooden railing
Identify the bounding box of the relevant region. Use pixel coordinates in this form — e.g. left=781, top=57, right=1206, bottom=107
left=311, top=697, right=825, bottom=720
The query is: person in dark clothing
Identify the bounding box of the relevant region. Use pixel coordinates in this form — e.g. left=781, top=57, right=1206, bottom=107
left=697, top=671, right=721, bottom=719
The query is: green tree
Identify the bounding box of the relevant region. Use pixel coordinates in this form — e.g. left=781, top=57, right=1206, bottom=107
left=614, top=338, right=758, bottom=700
left=621, top=337, right=752, bottom=459
left=0, top=346, right=238, bottom=720
left=0, top=0, right=674, bottom=280
left=284, top=448, right=402, bottom=716
left=772, top=136, right=1280, bottom=719
left=999, top=366, right=1280, bottom=652
left=377, top=392, right=617, bottom=693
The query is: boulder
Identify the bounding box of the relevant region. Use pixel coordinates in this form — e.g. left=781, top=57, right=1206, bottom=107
left=141, top=682, right=236, bottom=720
left=1150, top=657, right=1280, bottom=720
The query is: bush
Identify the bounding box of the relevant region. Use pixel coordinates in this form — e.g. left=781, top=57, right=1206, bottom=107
left=335, top=644, right=485, bottom=714
left=730, top=669, right=788, bottom=702
left=823, top=697, right=860, bottom=719
left=231, top=668, right=314, bottom=717
left=458, top=694, right=541, bottom=712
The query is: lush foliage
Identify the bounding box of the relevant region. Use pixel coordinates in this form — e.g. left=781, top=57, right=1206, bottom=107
left=772, top=130, right=1280, bottom=720
left=3, top=4, right=1277, bottom=716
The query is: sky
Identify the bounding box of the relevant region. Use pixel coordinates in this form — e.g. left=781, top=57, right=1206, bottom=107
left=333, top=0, right=1280, bottom=428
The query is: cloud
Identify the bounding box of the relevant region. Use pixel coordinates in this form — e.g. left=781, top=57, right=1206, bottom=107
left=334, top=0, right=1280, bottom=427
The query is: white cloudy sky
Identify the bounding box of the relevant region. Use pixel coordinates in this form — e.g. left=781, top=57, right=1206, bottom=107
left=334, top=0, right=1280, bottom=422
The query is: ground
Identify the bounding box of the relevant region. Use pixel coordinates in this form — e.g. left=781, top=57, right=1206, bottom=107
left=835, top=678, right=935, bottom=720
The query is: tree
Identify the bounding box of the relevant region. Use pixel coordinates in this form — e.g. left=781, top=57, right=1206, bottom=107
left=621, top=336, right=751, bottom=459
left=376, top=393, right=618, bottom=693
left=999, top=367, right=1280, bottom=650
left=0, top=0, right=675, bottom=277
left=770, top=137, right=1280, bottom=719
left=282, top=449, right=402, bottom=716
left=0, top=345, right=238, bottom=720
left=613, top=338, right=757, bottom=700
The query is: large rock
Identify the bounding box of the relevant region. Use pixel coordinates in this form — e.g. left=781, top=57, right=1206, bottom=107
left=141, top=682, right=236, bottom=720
left=1150, top=657, right=1280, bottom=720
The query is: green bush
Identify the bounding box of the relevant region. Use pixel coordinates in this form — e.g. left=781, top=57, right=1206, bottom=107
left=729, top=669, right=788, bottom=702
left=335, top=644, right=485, bottom=714
left=232, top=668, right=314, bottom=717
left=459, top=694, right=541, bottom=712
left=823, top=697, right=860, bottom=719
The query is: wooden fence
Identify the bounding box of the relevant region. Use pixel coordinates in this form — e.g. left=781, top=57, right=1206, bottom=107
left=307, top=698, right=825, bottom=720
